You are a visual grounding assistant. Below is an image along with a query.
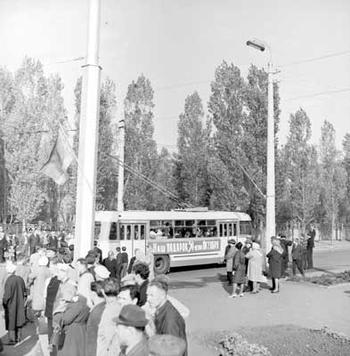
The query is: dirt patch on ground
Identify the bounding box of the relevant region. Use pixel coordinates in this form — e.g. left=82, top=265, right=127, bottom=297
left=195, top=325, right=350, bottom=355
left=288, top=270, right=350, bottom=286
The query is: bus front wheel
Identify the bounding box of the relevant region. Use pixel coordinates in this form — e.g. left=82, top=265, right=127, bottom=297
left=154, top=255, right=170, bottom=275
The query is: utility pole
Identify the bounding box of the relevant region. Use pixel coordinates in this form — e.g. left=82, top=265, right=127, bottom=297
left=246, top=38, right=275, bottom=253
left=265, top=61, right=275, bottom=253
left=117, top=119, right=125, bottom=212
left=75, top=0, right=101, bottom=259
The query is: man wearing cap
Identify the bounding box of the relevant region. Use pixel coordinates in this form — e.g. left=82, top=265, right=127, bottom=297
left=3, top=262, right=26, bottom=344
left=147, top=275, right=187, bottom=355
left=114, top=304, right=149, bottom=356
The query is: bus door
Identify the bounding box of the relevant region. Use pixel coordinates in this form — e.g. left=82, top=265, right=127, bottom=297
left=218, top=221, right=238, bottom=241
left=119, top=222, right=147, bottom=257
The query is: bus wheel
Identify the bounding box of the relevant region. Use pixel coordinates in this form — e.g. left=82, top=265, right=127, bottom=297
left=154, top=255, right=170, bottom=275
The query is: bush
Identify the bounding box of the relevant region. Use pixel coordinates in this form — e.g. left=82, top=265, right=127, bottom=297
left=218, top=332, right=271, bottom=356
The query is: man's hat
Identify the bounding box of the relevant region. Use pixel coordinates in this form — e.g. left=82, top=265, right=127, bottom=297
left=228, top=239, right=236, bottom=245
left=149, top=335, right=186, bottom=356
left=113, top=304, right=148, bottom=328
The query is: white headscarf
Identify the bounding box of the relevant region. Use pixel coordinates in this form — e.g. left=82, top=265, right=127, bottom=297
left=252, top=242, right=262, bottom=256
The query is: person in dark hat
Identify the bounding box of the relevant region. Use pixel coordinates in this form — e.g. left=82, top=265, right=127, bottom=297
left=149, top=334, right=186, bottom=356
left=114, top=304, right=149, bottom=356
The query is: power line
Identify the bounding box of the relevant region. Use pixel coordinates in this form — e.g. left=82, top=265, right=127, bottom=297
left=285, top=87, right=350, bottom=102
left=280, top=50, right=350, bottom=68
left=43, top=56, right=84, bottom=67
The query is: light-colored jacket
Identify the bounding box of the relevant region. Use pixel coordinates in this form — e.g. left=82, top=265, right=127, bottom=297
left=246, top=249, right=265, bottom=282
left=29, top=266, right=51, bottom=310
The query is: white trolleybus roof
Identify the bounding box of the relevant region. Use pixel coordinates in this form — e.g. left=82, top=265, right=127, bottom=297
left=95, top=210, right=251, bottom=222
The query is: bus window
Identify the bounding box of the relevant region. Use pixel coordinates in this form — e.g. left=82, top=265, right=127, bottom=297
left=240, top=221, right=252, bottom=235
left=134, top=225, right=139, bottom=240
left=120, top=225, right=125, bottom=240
left=185, top=220, right=195, bottom=227
left=126, top=225, right=131, bottom=240
left=228, top=224, right=233, bottom=236
left=109, top=222, right=117, bottom=240
left=140, top=225, right=145, bottom=240
left=233, top=223, right=237, bottom=236
left=94, top=222, right=101, bottom=239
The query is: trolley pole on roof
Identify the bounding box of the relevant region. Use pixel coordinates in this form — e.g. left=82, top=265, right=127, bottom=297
left=117, top=119, right=125, bottom=212
left=74, top=0, right=102, bottom=259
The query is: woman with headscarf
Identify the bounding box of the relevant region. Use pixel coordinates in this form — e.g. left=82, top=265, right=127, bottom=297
left=267, top=236, right=284, bottom=293
left=245, top=242, right=264, bottom=293
left=229, top=242, right=246, bottom=298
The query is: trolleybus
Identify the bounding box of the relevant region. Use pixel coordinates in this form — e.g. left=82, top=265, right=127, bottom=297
left=95, top=209, right=252, bottom=274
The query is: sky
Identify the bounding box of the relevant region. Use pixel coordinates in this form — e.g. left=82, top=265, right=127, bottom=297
left=0, top=0, right=350, bottom=152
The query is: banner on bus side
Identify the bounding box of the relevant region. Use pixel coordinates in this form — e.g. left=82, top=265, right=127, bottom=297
left=148, top=238, right=221, bottom=254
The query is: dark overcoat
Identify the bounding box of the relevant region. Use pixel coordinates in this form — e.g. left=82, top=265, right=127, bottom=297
left=232, top=250, right=246, bottom=284
left=267, top=248, right=283, bottom=278
left=86, top=301, right=106, bottom=356
left=3, top=274, right=26, bottom=330
left=154, top=300, right=187, bottom=356
left=58, top=296, right=90, bottom=356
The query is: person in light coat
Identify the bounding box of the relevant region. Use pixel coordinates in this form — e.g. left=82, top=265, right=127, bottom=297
left=245, top=242, right=265, bottom=293
left=29, top=256, right=51, bottom=313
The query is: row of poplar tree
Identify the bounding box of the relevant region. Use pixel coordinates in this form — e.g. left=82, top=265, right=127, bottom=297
left=0, top=57, right=349, bottom=238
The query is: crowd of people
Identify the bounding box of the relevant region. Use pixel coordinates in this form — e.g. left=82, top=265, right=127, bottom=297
left=224, top=225, right=316, bottom=296
left=0, top=227, right=189, bottom=356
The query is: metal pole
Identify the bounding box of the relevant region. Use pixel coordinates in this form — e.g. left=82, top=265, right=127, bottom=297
left=265, top=61, right=275, bottom=253
left=117, top=120, right=125, bottom=212
left=74, top=0, right=101, bottom=259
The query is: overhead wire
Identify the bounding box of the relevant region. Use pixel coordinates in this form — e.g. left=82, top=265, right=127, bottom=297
left=105, top=153, right=192, bottom=208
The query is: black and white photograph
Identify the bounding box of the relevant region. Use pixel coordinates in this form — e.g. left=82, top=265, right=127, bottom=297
left=0, top=0, right=350, bottom=355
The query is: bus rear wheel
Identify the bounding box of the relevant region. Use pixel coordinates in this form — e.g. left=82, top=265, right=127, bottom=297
left=154, top=255, right=170, bottom=275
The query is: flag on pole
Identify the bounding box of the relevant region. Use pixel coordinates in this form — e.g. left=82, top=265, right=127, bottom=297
left=40, top=130, right=74, bottom=185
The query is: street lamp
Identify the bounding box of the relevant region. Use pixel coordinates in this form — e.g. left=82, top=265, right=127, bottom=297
left=246, top=38, right=275, bottom=254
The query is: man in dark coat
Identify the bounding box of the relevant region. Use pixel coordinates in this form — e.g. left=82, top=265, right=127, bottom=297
left=307, top=225, right=316, bottom=269
left=28, top=229, right=40, bottom=255
left=0, top=230, right=8, bottom=263
left=147, top=275, right=187, bottom=356
left=280, top=235, right=293, bottom=277
left=120, top=247, right=129, bottom=279
left=45, top=268, right=61, bottom=355
left=3, top=263, right=26, bottom=344
left=291, top=238, right=305, bottom=277
left=103, top=250, right=118, bottom=278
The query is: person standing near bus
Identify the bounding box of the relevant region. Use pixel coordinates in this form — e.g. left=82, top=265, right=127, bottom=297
left=224, top=240, right=236, bottom=286
left=306, top=224, right=316, bottom=269
left=229, top=242, right=246, bottom=298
